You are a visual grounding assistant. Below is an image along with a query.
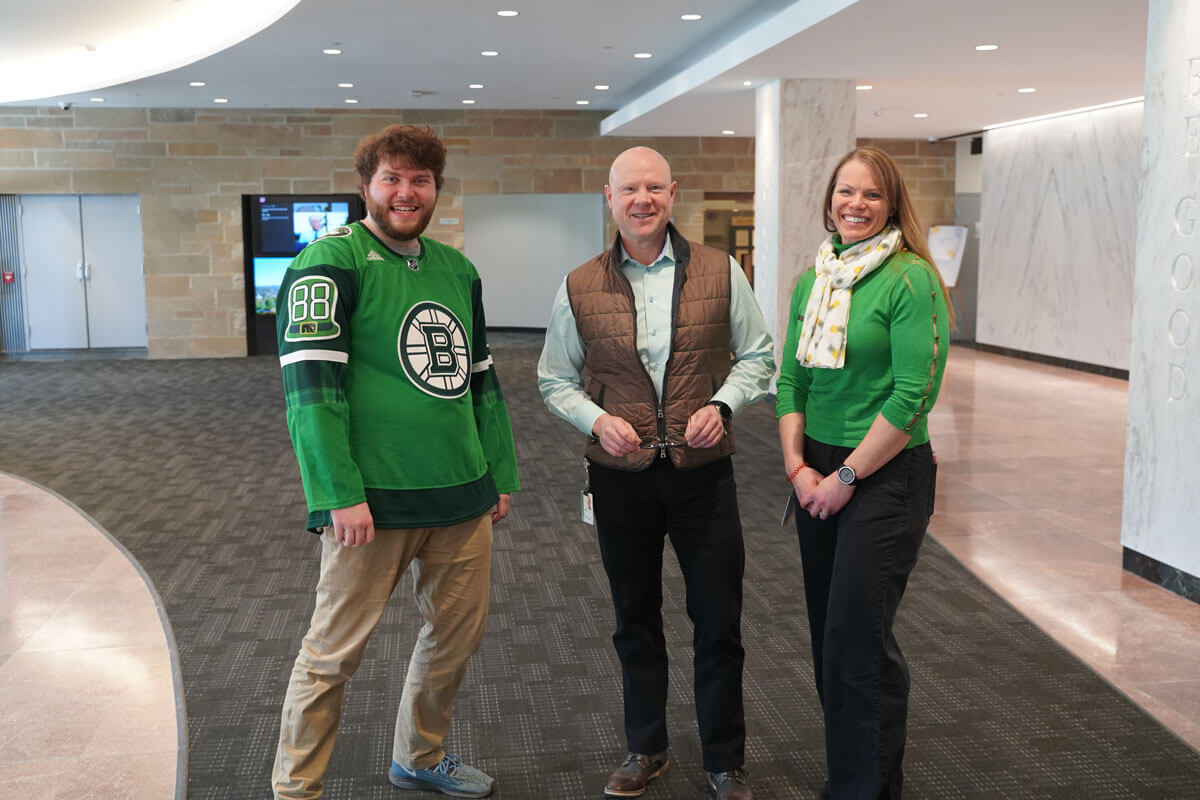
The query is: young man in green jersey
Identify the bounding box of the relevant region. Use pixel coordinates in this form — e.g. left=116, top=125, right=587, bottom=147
left=272, top=125, right=519, bottom=800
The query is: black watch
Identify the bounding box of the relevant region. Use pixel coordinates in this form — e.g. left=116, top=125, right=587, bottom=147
left=836, top=464, right=857, bottom=486
left=707, top=400, right=732, bottom=422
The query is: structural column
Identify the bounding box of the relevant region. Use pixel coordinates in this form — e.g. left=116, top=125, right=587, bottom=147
left=1123, top=0, right=1200, bottom=601
left=753, top=79, right=856, bottom=370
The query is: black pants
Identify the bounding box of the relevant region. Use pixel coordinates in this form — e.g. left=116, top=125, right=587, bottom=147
left=795, top=438, right=935, bottom=800
left=590, top=455, right=746, bottom=773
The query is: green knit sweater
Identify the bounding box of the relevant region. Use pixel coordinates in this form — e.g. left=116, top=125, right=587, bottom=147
left=775, top=246, right=949, bottom=448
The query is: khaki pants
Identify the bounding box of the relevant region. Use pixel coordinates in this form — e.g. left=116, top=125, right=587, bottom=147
left=272, top=513, right=493, bottom=800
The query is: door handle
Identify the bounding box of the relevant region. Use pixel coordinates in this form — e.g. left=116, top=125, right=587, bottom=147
left=76, top=262, right=85, bottom=281
left=84, top=262, right=92, bottom=281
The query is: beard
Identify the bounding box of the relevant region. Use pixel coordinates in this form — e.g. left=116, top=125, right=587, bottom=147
left=365, top=195, right=436, bottom=245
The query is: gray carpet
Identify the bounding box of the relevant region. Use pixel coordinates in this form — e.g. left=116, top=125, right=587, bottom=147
left=2, top=336, right=1199, bottom=799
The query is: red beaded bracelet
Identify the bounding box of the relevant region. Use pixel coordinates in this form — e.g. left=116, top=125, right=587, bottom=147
left=786, top=463, right=806, bottom=482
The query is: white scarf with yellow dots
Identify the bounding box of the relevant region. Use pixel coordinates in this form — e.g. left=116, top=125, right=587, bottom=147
left=796, top=225, right=902, bottom=369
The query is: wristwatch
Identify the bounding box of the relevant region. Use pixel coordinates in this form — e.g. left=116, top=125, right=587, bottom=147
left=707, top=400, right=732, bottom=422
left=836, top=464, right=857, bottom=486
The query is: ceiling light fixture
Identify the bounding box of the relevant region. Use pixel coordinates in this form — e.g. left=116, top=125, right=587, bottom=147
left=1017, top=87, right=1036, bottom=93
left=576, top=100, right=590, bottom=105
left=722, top=129, right=735, bottom=135
left=634, top=52, right=653, bottom=59
left=974, top=44, right=999, bottom=51
left=743, top=80, right=752, bottom=87
left=1, top=2, right=299, bottom=105
left=481, top=50, right=499, bottom=56
left=322, top=48, right=342, bottom=55
left=497, top=9, right=519, bottom=16
left=462, top=99, right=476, bottom=104
left=189, top=81, right=206, bottom=87
left=681, top=14, right=702, bottom=21
left=90, top=97, right=104, bottom=103
left=469, top=83, right=484, bottom=89
left=344, top=98, right=358, bottom=104
left=338, top=82, right=354, bottom=88
left=984, top=96, right=1144, bottom=131
left=213, top=97, right=228, bottom=103
left=594, top=84, right=610, bottom=91
left=856, top=84, right=873, bottom=91
left=913, top=112, right=928, bottom=118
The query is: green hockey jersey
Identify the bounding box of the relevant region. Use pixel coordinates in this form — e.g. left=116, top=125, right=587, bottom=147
left=276, top=221, right=520, bottom=531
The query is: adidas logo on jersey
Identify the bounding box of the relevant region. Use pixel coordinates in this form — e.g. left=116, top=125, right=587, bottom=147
left=366, top=250, right=385, bottom=262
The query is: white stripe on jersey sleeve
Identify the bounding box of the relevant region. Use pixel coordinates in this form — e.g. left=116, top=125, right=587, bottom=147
left=279, top=349, right=350, bottom=367
left=471, top=355, right=493, bottom=374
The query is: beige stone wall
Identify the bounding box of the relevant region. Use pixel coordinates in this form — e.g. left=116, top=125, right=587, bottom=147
left=0, top=106, right=950, bottom=358
left=857, top=137, right=957, bottom=229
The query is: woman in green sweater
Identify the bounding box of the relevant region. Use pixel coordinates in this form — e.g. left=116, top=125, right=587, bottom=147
left=777, top=146, right=952, bottom=799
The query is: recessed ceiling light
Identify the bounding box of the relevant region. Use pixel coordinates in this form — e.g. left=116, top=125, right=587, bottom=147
left=323, top=48, right=342, bottom=55
left=89, top=97, right=104, bottom=103
left=338, top=82, right=354, bottom=88
left=189, top=81, right=206, bottom=87
left=576, top=100, right=590, bottom=105
left=497, top=9, right=519, bottom=16
left=856, top=84, right=873, bottom=91
left=974, top=44, right=999, bottom=51
left=469, top=83, right=485, bottom=89
left=681, top=13, right=702, bottom=21
left=913, top=112, right=928, bottom=118
left=481, top=50, right=499, bottom=56
left=743, top=80, right=752, bottom=87
left=1018, top=87, right=1037, bottom=93
left=722, top=130, right=735, bottom=135
left=634, top=52, right=653, bottom=59
left=344, top=98, right=358, bottom=104
left=594, top=84, right=610, bottom=91
left=462, top=99, right=476, bottom=104
left=213, top=98, right=228, bottom=103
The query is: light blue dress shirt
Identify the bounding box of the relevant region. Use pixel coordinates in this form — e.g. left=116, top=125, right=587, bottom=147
left=537, top=236, right=776, bottom=437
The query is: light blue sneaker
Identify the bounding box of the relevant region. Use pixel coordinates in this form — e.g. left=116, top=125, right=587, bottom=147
left=388, top=754, right=495, bottom=798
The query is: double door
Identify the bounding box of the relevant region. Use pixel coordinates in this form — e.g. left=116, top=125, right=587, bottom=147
left=20, top=194, right=147, bottom=349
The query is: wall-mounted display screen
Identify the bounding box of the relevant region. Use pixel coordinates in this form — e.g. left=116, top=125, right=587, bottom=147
left=252, top=196, right=357, bottom=256
left=250, top=256, right=293, bottom=315
left=242, top=193, right=365, bottom=355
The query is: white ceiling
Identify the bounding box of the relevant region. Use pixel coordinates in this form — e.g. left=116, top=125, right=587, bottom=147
left=0, top=0, right=1150, bottom=141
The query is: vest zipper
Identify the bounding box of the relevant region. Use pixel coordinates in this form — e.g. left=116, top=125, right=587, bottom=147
left=656, top=404, right=667, bottom=458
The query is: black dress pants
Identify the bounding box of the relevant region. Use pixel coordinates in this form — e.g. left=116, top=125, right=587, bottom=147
left=794, top=437, right=935, bottom=800
left=589, top=455, right=747, bottom=773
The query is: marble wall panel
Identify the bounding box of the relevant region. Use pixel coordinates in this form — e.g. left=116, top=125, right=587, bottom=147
left=977, top=103, right=1142, bottom=370
left=1122, top=0, right=1200, bottom=583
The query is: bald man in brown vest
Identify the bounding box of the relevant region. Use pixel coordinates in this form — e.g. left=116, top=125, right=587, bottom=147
left=538, top=147, right=774, bottom=800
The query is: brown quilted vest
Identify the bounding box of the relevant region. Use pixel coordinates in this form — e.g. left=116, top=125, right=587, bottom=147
left=566, top=223, right=735, bottom=471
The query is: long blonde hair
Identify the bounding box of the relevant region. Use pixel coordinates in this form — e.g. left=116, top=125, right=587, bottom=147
left=822, top=146, right=956, bottom=329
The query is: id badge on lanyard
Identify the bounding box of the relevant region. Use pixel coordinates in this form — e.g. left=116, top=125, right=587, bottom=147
left=580, top=458, right=594, bottom=525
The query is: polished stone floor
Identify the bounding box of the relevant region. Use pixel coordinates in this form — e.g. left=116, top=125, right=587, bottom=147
left=0, top=473, right=180, bottom=798
left=1, top=346, right=1197, bottom=798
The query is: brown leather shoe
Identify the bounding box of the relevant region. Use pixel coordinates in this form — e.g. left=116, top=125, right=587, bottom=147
left=603, top=751, right=669, bottom=797
left=707, top=768, right=753, bottom=800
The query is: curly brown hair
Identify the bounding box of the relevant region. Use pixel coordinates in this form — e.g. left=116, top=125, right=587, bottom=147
left=354, top=124, right=446, bottom=191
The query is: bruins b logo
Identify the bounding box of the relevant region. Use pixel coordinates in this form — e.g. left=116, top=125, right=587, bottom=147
left=398, top=302, right=471, bottom=398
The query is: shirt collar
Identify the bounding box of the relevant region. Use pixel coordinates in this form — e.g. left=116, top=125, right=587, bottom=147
left=619, top=236, right=675, bottom=269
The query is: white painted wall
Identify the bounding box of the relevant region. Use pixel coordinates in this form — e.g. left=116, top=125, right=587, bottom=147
left=464, top=193, right=605, bottom=329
